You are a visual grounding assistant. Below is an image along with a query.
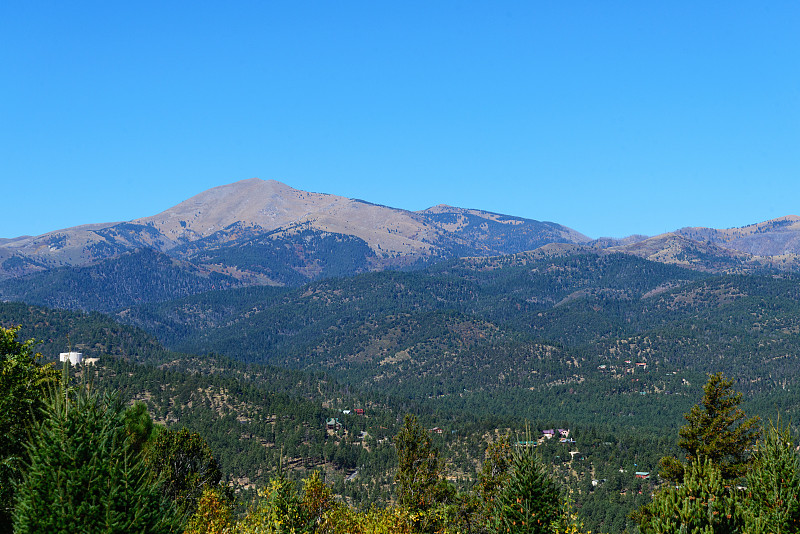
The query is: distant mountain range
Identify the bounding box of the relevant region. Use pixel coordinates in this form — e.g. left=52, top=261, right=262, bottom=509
left=0, top=179, right=587, bottom=281
left=1, top=178, right=798, bottom=310
left=675, top=215, right=800, bottom=256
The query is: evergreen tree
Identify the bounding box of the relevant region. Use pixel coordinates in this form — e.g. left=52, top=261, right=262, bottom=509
left=144, top=427, right=222, bottom=517
left=122, top=401, right=155, bottom=455
left=393, top=414, right=455, bottom=533
left=394, top=414, right=443, bottom=512
left=12, top=382, right=181, bottom=533
left=0, top=326, right=58, bottom=532
left=492, top=445, right=561, bottom=534
left=744, top=420, right=800, bottom=533
left=659, top=373, right=760, bottom=483
left=637, top=459, right=743, bottom=534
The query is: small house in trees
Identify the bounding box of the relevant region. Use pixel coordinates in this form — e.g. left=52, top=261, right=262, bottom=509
left=326, top=418, right=341, bottom=430
left=429, top=427, right=443, bottom=434
left=542, top=429, right=556, bottom=439
left=354, top=408, right=365, bottom=415
left=634, top=471, right=650, bottom=479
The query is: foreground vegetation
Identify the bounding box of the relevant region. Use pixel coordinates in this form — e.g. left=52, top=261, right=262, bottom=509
left=3, top=324, right=800, bottom=533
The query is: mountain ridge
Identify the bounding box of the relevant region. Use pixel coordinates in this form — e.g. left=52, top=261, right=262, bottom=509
left=675, top=215, right=800, bottom=256
left=0, top=178, right=589, bottom=283
left=1, top=178, right=799, bottom=309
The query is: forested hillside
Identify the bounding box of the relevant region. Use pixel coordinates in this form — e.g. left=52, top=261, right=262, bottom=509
left=0, top=248, right=241, bottom=312
left=3, top=284, right=799, bottom=532
left=0, top=309, right=680, bottom=532
left=3, top=247, right=800, bottom=532
left=111, top=252, right=800, bottom=427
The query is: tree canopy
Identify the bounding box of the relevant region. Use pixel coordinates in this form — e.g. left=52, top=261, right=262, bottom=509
left=13, top=381, right=180, bottom=533
left=0, top=325, right=58, bottom=532
left=144, top=427, right=223, bottom=517
left=492, top=444, right=562, bottom=534
left=659, top=372, right=760, bottom=483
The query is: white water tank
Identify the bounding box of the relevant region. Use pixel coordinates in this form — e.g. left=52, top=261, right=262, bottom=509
left=59, top=352, right=83, bottom=365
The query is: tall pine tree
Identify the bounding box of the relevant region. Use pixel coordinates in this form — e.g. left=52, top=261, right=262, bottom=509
left=659, top=372, right=760, bottom=483
left=13, top=380, right=181, bottom=533
left=394, top=414, right=444, bottom=513
left=393, top=414, right=454, bottom=533
left=492, top=445, right=561, bottom=534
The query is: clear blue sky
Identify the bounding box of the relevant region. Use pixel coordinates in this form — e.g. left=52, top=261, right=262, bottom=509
left=2, top=2, right=798, bottom=239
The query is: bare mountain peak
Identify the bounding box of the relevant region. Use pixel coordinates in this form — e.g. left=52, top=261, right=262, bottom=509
left=0, top=178, right=595, bottom=282
left=419, top=204, right=457, bottom=214
left=606, top=232, right=744, bottom=271
left=675, top=215, right=800, bottom=256
left=679, top=214, right=800, bottom=234
left=133, top=178, right=355, bottom=240
left=19, top=178, right=800, bottom=284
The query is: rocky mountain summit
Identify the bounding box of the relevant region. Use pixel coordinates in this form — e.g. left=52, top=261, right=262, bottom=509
left=0, top=178, right=588, bottom=285
left=1, top=178, right=798, bottom=313
left=675, top=215, right=800, bottom=256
